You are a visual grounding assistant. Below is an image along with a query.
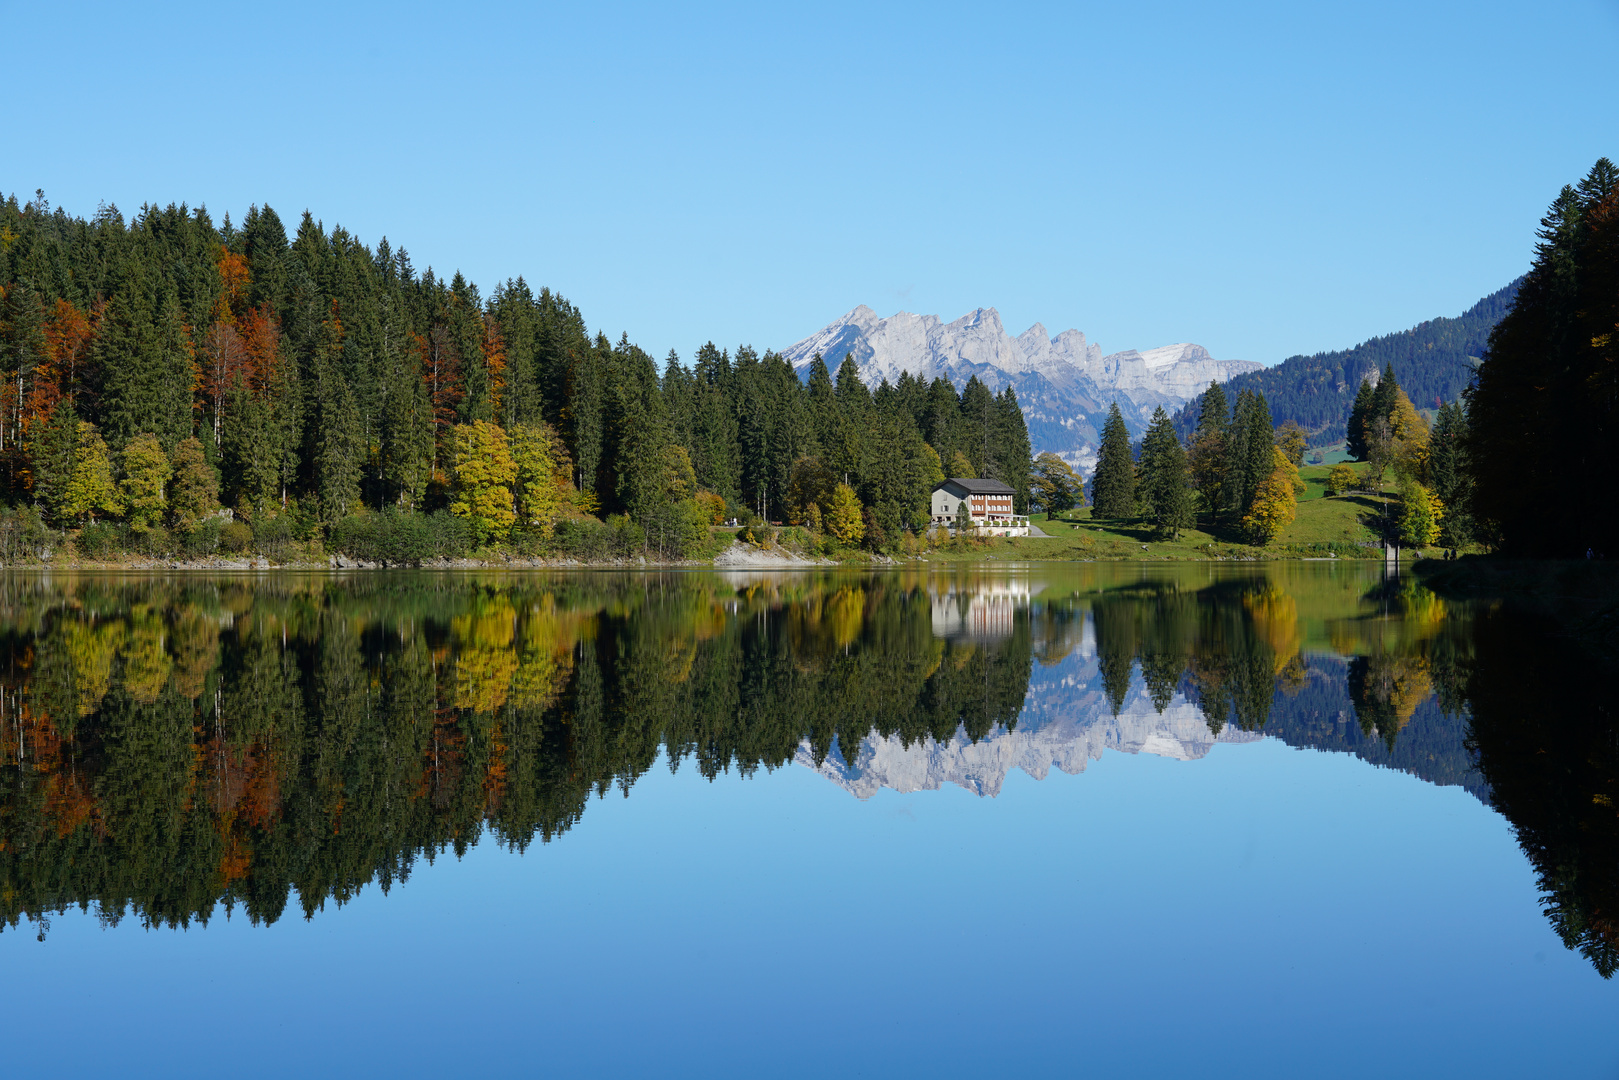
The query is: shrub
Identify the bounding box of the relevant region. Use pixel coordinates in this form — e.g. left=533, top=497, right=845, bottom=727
left=78, top=521, right=123, bottom=559
left=253, top=516, right=295, bottom=562
left=133, top=525, right=173, bottom=558
left=220, top=520, right=252, bottom=553
left=181, top=517, right=222, bottom=558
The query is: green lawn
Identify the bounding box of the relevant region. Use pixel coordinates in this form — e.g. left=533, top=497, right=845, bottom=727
left=1007, top=464, right=1394, bottom=561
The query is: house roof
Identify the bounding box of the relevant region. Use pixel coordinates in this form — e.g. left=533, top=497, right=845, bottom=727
left=935, top=477, right=1015, bottom=495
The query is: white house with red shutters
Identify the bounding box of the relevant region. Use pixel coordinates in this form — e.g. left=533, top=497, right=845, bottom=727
left=931, top=478, right=1028, bottom=536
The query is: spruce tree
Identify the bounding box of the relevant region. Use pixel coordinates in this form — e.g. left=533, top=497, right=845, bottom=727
left=1223, top=390, right=1275, bottom=519
left=1369, top=365, right=1400, bottom=430
left=994, top=387, right=1033, bottom=512
left=1346, top=379, right=1374, bottom=460
left=1138, top=407, right=1194, bottom=538
left=1430, top=399, right=1472, bottom=547
left=1090, top=403, right=1136, bottom=519
left=1197, top=381, right=1229, bottom=439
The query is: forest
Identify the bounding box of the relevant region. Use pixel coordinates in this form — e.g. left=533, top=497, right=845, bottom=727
left=1465, top=159, right=1619, bottom=557
left=0, top=193, right=1031, bottom=561
left=1171, top=280, right=1518, bottom=449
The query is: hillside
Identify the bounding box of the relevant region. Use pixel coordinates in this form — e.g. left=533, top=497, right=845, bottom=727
left=1173, top=281, right=1521, bottom=447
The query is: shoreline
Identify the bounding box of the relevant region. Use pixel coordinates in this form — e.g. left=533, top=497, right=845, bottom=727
left=0, top=544, right=1406, bottom=572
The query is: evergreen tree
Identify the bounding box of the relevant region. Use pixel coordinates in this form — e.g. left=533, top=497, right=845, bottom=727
left=380, top=329, right=433, bottom=510
left=1224, top=390, right=1275, bottom=519
left=1429, top=398, right=1471, bottom=547
left=1089, top=403, right=1136, bottom=518
left=1137, top=407, right=1194, bottom=538
left=31, top=400, right=78, bottom=522
left=994, top=387, right=1033, bottom=512
left=1369, top=364, right=1401, bottom=433
left=1346, top=379, right=1374, bottom=460
left=1197, top=381, right=1229, bottom=439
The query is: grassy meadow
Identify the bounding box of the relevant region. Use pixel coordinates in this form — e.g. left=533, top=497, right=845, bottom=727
left=924, top=461, right=1423, bottom=563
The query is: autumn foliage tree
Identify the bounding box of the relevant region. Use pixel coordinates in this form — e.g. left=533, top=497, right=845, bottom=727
left=451, top=420, right=518, bottom=542
left=1241, top=447, right=1298, bottom=545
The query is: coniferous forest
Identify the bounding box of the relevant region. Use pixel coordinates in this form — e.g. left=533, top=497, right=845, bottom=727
left=0, top=194, right=1032, bottom=561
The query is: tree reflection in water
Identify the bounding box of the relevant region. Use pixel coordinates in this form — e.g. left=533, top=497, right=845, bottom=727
left=0, top=566, right=1611, bottom=976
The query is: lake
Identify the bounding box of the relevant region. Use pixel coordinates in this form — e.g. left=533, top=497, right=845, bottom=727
left=1, top=564, right=1614, bottom=1078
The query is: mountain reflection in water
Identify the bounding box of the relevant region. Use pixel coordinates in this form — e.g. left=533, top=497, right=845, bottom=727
left=0, top=565, right=1611, bottom=976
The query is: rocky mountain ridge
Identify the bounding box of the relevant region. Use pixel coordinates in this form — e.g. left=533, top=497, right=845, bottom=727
left=782, top=305, right=1260, bottom=468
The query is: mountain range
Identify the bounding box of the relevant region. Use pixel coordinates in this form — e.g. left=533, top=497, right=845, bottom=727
left=781, top=306, right=1259, bottom=469
left=784, top=284, right=1520, bottom=468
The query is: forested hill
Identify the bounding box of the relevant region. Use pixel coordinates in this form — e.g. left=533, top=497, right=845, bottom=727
left=1173, top=281, right=1521, bottom=448
left=0, top=192, right=1032, bottom=555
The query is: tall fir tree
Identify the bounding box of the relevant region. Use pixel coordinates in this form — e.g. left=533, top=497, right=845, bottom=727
left=1346, top=378, right=1374, bottom=461
left=1137, top=407, right=1194, bottom=538
left=1090, top=403, right=1136, bottom=518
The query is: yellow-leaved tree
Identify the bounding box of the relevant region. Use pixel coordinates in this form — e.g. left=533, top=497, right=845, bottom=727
left=451, top=420, right=518, bottom=542
left=826, top=482, right=865, bottom=544
left=509, top=422, right=569, bottom=536
left=119, top=432, right=169, bottom=532
left=695, top=490, right=726, bottom=525
left=63, top=422, right=122, bottom=525
left=1398, top=478, right=1443, bottom=548
left=1241, top=447, right=1297, bottom=545
left=169, top=436, right=220, bottom=531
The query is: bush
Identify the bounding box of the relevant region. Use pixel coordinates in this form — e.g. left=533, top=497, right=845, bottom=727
left=77, top=521, right=123, bottom=559
left=253, top=516, right=296, bottom=562
left=180, top=517, right=222, bottom=558
left=220, top=520, right=252, bottom=553
left=552, top=515, right=644, bottom=561
left=132, top=525, right=173, bottom=558
left=327, top=509, right=472, bottom=564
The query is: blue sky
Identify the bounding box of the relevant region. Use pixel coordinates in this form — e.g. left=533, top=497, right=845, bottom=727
left=7, top=0, right=1617, bottom=365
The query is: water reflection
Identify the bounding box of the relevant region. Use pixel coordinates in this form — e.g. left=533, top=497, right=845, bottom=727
left=0, top=565, right=1610, bottom=976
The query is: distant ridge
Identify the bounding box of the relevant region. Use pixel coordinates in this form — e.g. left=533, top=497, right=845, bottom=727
left=1172, top=281, right=1522, bottom=447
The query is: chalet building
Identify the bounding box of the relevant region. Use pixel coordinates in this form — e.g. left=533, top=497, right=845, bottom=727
left=931, top=478, right=1028, bottom=536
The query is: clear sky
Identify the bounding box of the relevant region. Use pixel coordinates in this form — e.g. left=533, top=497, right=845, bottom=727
left=7, top=0, right=1618, bottom=366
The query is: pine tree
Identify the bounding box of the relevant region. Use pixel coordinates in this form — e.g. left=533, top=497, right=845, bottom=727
left=1137, top=407, right=1194, bottom=538
left=1224, top=390, right=1275, bottom=519
left=1197, top=381, right=1229, bottom=439
left=1429, top=399, right=1471, bottom=547
left=31, top=401, right=79, bottom=523
left=1090, top=403, right=1136, bottom=518
left=994, top=387, right=1033, bottom=511
left=1369, top=365, right=1400, bottom=431
left=380, top=330, right=433, bottom=510
left=1346, top=379, right=1374, bottom=460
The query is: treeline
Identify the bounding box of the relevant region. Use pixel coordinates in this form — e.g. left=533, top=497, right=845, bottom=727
left=1171, top=281, right=1518, bottom=449
left=1466, top=158, right=1619, bottom=557
left=0, top=192, right=1031, bottom=559
left=1055, top=390, right=1308, bottom=545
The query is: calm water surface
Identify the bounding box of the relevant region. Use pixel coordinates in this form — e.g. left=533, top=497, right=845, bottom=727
left=0, top=564, right=1614, bottom=1077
